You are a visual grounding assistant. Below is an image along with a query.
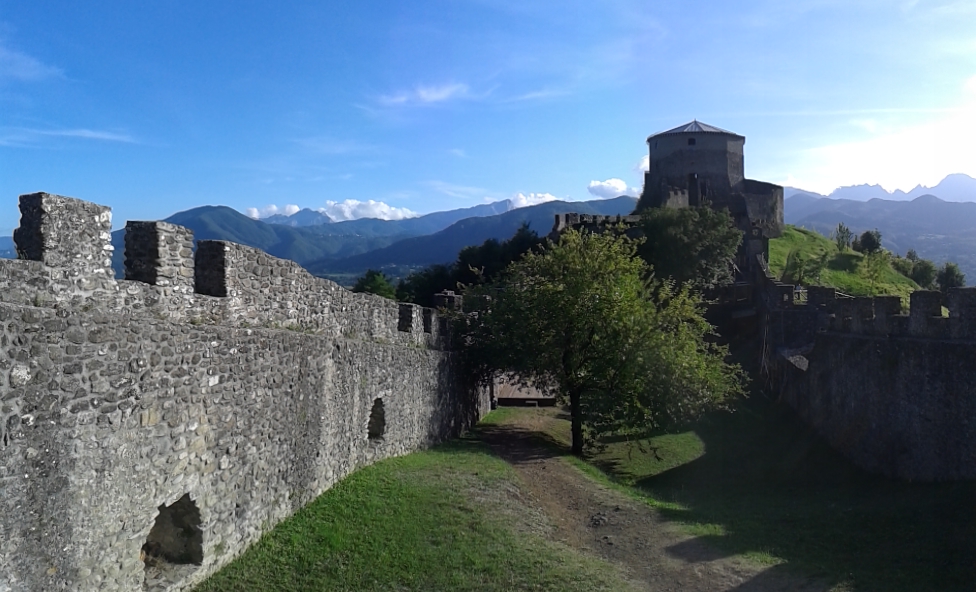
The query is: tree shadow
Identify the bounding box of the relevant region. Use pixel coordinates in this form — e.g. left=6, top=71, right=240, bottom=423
left=631, top=396, right=976, bottom=591
left=827, top=252, right=861, bottom=273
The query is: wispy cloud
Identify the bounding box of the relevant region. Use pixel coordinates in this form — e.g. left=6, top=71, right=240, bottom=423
left=505, top=88, right=571, bottom=102
left=426, top=180, right=493, bottom=200
left=0, top=127, right=136, bottom=146
left=292, top=136, right=375, bottom=155
left=449, top=148, right=467, bottom=158
left=0, top=43, right=62, bottom=82
left=378, top=82, right=472, bottom=107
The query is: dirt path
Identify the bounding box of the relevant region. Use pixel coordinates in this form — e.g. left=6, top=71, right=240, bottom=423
left=479, top=409, right=832, bottom=592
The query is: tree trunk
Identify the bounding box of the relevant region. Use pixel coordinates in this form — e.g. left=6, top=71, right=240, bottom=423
left=570, top=388, right=583, bottom=457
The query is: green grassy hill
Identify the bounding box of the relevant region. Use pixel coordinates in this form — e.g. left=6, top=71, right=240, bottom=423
left=768, top=226, right=918, bottom=299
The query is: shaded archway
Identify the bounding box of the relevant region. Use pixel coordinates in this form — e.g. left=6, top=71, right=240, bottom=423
left=367, top=398, right=386, bottom=441
left=142, top=493, right=203, bottom=572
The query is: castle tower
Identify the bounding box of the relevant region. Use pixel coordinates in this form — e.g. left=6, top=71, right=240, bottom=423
left=636, top=120, right=746, bottom=212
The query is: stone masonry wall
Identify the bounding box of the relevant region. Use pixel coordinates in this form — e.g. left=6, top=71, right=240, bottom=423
left=0, top=193, right=488, bottom=592
left=773, top=288, right=976, bottom=481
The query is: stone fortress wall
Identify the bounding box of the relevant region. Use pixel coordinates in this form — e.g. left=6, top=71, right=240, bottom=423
left=0, top=193, right=489, bottom=592
left=760, top=258, right=976, bottom=481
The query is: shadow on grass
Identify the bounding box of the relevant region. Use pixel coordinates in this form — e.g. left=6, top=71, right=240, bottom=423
left=473, top=422, right=568, bottom=465
left=477, top=395, right=976, bottom=591
left=635, top=396, right=976, bottom=592
left=828, top=252, right=861, bottom=273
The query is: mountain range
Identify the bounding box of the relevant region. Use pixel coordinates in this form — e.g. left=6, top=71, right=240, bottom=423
left=786, top=192, right=976, bottom=280
left=785, top=173, right=976, bottom=203
left=306, top=197, right=638, bottom=277
left=4, top=172, right=976, bottom=287
left=92, top=196, right=635, bottom=280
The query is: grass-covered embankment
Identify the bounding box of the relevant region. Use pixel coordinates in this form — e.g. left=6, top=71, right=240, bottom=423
left=513, top=404, right=976, bottom=592
left=194, top=434, right=634, bottom=592
left=768, top=226, right=918, bottom=299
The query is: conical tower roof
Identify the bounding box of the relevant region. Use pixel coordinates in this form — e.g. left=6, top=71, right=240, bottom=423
left=647, top=120, right=743, bottom=141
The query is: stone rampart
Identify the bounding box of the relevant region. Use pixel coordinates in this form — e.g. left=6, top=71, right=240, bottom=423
left=0, top=193, right=487, bottom=592
left=771, top=284, right=976, bottom=481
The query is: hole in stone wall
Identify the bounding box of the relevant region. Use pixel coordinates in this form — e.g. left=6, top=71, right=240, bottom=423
left=367, top=398, right=386, bottom=441
left=142, top=494, right=203, bottom=583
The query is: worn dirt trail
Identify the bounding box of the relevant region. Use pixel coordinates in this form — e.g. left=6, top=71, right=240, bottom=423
left=479, top=408, right=832, bottom=592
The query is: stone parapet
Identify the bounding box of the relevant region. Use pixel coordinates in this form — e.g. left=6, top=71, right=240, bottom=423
left=0, top=192, right=484, bottom=592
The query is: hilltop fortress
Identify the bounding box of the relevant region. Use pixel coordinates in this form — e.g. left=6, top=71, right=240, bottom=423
left=556, top=121, right=976, bottom=483
left=0, top=193, right=488, bottom=592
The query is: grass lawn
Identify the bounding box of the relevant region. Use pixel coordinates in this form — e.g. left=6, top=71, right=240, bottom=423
left=769, top=226, right=918, bottom=300
left=194, top=434, right=635, bottom=592
left=520, top=400, right=976, bottom=592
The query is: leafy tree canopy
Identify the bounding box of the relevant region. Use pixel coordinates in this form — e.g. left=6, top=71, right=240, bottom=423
left=833, top=223, right=854, bottom=252
left=397, top=224, right=543, bottom=307
left=937, top=262, right=966, bottom=295
left=459, top=229, right=743, bottom=456
left=910, top=258, right=937, bottom=290
left=856, top=229, right=882, bottom=254
left=636, top=206, right=742, bottom=291
left=352, top=269, right=397, bottom=299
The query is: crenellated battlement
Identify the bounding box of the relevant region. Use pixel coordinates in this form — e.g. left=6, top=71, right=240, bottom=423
left=551, top=212, right=642, bottom=236
left=0, top=191, right=485, bottom=592
left=0, top=192, right=453, bottom=350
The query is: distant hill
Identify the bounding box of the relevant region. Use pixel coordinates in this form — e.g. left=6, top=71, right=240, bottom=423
left=272, top=199, right=515, bottom=238
left=0, top=236, right=15, bottom=259
left=264, top=208, right=332, bottom=226
left=309, top=196, right=638, bottom=277
left=261, top=199, right=514, bottom=238
left=785, top=173, right=976, bottom=203
left=786, top=193, right=976, bottom=280
left=109, top=205, right=403, bottom=276
left=769, top=226, right=918, bottom=299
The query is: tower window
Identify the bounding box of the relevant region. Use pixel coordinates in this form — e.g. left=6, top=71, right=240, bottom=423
left=688, top=138, right=696, bottom=146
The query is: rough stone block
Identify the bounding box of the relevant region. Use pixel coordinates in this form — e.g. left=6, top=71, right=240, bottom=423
left=14, top=192, right=113, bottom=275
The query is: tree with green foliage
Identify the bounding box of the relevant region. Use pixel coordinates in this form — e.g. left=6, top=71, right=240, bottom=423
left=395, top=264, right=453, bottom=307
left=459, top=229, right=743, bottom=456
left=906, top=249, right=919, bottom=262
left=781, top=249, right=830, bottom=286
left=833, top=223, right=854, bottom=252
left=861, top=250, right=891, bottom=292
left=910, top=258, right=937, bottom=289
left=937, top=262, right=966, bottom=295
left=352, top=269, right=397, bottom=299
left=636, top=206, right=742, bottom=291
left=396, top=224, right=544, bottom=307
left=857, top=229, right=882, bottom=254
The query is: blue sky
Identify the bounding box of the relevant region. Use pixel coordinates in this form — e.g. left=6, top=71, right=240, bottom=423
left=1, top=0, right=975, bottom=232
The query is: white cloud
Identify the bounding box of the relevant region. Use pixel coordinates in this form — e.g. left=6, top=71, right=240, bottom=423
left=246, top=204, right=300, bottom=219
left=449, top=148, right=467, bottom=158
left=0, top=43, right=62, bottom=81
left=320, top=199, right=418, bottom=221
left=510, top=192, right=558, bottom=208
left=378, top=83, right=470, bottom=107
left=636, top=155, right=649, bottom=172
left=587, top=178, right=639, bottom=199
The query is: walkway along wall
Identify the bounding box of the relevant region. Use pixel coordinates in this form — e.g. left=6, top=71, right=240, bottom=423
left=0, top=193, right=489, bottom=592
